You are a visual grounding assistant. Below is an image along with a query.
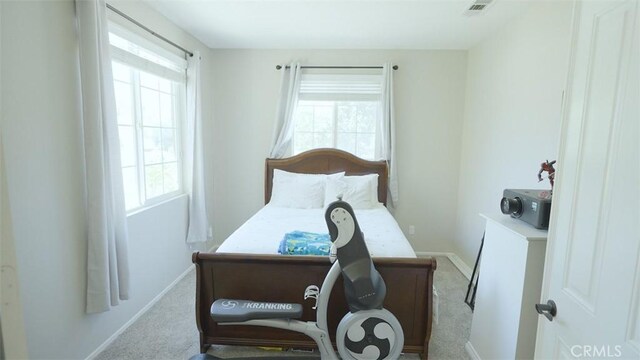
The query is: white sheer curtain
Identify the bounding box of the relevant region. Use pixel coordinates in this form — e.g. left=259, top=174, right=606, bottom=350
left=76, top=0, right=130, bottom=313
left=185, top=51, right=210, bottom=244
left=269, top=62, right=302, bottom=158
left=379, top=63, right=399, bottom=204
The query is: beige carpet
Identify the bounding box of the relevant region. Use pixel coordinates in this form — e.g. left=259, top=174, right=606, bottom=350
left=95, top=256, right=471, bottom=360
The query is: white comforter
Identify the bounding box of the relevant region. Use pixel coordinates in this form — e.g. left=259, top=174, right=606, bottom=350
left=216, top=204, right=416, bottom=258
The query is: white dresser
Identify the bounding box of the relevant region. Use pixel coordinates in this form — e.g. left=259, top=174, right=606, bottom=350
left=466, top=213, right=548, bottom=360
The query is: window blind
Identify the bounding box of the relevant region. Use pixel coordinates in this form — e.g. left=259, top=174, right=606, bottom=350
left=299, top=74, right=383, bottom=101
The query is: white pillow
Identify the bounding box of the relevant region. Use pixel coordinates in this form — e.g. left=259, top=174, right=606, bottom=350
left=324, top=174, right=379, bottom=209
left=270, top=170, right=344, bottom=209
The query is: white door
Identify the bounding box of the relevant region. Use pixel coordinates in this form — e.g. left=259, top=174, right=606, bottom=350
left=535, top=0, right=639, bottom=358
left=1, top=2, right=29, bottom=356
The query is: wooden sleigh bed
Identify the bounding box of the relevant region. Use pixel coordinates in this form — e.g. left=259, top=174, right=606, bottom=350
left=193, top=149, right=437, bottom=358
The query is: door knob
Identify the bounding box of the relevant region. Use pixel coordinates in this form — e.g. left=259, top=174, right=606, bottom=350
left=535, top=300, right=557, bottom=321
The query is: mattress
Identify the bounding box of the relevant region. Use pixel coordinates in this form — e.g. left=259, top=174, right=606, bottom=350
left=216, top=204, right=416, bottom=258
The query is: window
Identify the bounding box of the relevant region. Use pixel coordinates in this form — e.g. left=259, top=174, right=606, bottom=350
left=292, top=74, right=381, bottom=160
left=109, top=26, right=187, bottom=211
left=293, top=100, right=378, bottom=160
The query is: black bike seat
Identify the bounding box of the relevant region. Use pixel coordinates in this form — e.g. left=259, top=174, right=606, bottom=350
left=325, top=200, right=386, bottom=311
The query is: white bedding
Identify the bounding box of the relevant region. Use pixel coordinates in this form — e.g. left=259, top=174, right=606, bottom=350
left=216, top=204, right=416, bottom=258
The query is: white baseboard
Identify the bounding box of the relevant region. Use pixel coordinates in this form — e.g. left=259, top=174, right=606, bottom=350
left=447, top=253, right=472, bottom=280
left=465, top=341, right=481, bottom=360
left=85, top=265, right=194, bottom=360
left=414, top=251, right=451, bottom=258
left=415, top=251, right=472, bottom=280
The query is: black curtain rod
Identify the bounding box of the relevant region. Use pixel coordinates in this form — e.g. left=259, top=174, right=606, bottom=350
left=276, top=65, right=398, bottom=70
left=106, top=4, right=194, bottom=58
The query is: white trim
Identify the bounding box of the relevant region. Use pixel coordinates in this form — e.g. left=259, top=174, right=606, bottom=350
left=414, top=251, right=451, bottom=257
left=447, top=253, right=473, bottom=280
left=415, top=251, right=473, bottom=280
left=127, top=193, right=187, bottom=218
left=465, top=341, right=482, bottom=360
left=85, top=265, right=194, bottom=360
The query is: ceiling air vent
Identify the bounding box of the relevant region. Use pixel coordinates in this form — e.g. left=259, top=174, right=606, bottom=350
left=464, top=0, right=493, bottom=16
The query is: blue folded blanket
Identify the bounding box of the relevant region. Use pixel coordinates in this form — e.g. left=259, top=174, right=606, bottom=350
left=278, top=230, right=332, bottom=256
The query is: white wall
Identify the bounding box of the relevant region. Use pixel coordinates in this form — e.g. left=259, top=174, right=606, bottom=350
left=0, top=1, right=213, bottom=358
left=209, top=49, right=468, bottom=253
left=453, top=2, right=574, bottom=266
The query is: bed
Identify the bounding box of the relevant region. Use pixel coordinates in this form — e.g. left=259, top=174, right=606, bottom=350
left=216, top=205, right=417, bottom=257
left=192, top=148, right=437, bottom=358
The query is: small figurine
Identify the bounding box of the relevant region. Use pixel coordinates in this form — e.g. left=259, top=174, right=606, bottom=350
left=538, top=160, right=556, bottom=190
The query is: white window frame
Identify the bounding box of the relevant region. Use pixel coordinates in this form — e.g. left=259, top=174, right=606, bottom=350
left=292, top=73, right=383, bottom=160
left=109, top=23, right=187, bottom=213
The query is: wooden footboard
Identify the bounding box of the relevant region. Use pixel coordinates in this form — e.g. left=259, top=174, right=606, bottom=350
left=192, top=252, right=437, bottom=358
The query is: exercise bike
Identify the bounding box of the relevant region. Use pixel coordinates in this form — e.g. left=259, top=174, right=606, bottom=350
left=205, top=199, right=404, bottom=360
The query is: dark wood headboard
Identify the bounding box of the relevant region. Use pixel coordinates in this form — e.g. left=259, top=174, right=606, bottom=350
left=265, top=148, right=388, bottom=206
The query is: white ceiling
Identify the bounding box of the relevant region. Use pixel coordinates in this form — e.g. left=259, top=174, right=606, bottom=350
left=143, top=0, right=533, bottom=50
